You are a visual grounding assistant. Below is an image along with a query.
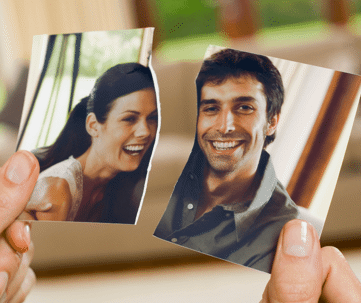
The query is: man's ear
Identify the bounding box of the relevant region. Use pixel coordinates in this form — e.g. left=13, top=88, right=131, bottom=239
left=86, top=113, right=99, bottom=137
left=266, top=113, right=280, bottom=136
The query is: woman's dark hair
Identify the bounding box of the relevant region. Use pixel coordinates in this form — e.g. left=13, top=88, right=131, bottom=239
left=36, top=63, right=155, bottom=171
left=35, top=63, right=157, bottom=224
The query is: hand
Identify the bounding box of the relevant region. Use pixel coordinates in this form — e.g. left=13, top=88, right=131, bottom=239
left=261, top=219, right=361, bottom=302
left=0, top=150, right=39, bottom=302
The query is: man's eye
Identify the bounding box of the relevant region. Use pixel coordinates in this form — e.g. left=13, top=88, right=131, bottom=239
left=202, top=106, right=219, bottom=114
left=238, top=105, right=254, bottom=113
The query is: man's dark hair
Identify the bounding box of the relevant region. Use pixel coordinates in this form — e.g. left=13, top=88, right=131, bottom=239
left=196, top=48, right=284, bottom=147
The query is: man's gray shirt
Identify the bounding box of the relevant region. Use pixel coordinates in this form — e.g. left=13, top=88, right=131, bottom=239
left=154, top=150, right=299, bottom=273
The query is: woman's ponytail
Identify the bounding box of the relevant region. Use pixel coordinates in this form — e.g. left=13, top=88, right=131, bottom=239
left=36, top=97, right=92, bottom=172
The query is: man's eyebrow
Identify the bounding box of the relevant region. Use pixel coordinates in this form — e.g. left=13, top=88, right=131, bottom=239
left=233, top=96, right=257, bottom=103
left=199, top=99, right=221, bottom=106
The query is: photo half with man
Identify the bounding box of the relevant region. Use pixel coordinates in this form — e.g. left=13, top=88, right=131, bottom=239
left=154, top=45, right=361, bottom=274
left=16, top=28, right=160, bottom=224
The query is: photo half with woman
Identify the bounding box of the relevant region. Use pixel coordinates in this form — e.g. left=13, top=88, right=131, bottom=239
left=17, top=28, right=159, bottom=224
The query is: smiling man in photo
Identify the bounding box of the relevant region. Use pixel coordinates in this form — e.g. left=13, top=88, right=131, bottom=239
left=154, top=48, right=310, bottom=273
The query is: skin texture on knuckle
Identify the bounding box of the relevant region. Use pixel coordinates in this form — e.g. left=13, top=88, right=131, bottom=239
left=321, top=246, right=361, bottom=303
left=322, top=246, right=352, bottom=279
left=6, top=253, right=32, bottom=302
left=9, top=268, right=36, bottom=303
left=0, top=190, right=17, bottom=216
left=270, top=279, right=320, bottom=303
left=322, top=246, right=344, bottom=261
left=0, top=240, right=22, bottom=280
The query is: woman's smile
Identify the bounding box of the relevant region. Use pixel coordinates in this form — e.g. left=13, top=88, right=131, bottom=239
left=123, top=144, right=146, bottom=154
left=93, top=87, right=158, bottom=172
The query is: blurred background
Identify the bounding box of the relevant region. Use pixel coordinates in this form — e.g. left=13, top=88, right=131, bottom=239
left=0, top=0, right=360, bottom=302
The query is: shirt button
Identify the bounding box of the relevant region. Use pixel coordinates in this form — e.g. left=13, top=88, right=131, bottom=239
left=187, top=203, right=194, bottom=210
left=189, top=174, right=194, bottom=180
left=171, top=238, right=178, bottom=243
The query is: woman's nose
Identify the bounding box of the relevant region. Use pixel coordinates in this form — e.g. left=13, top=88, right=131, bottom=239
left=134, top=119, right=151, bottom=138
left=218, top=110, right=235, bottom=134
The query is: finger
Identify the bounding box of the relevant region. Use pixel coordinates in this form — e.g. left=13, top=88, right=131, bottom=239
left=8, top=268, right=36, bottom=303
left=0, top=272, right=8, bottom=303
left=262, top=220, right=322, bottom=303
left=5, top=222, right=31, bottom=253
left=0, top=238, right=23, bottom=301
left=17, top=212, right=36, bottom=221
left=320, top=246, right=361, bottom=303
left=6, top=242, right=34, bottom=302
left=0, top=151, right=39, bottom=232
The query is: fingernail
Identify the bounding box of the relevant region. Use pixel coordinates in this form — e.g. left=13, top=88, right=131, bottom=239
left=283, top=220, right=313, bottom=257
left=5, top=151, right=35, bottom=184
left=0, top=272, right=8, bottom=300
left=23, top=224, right=31, bottom=248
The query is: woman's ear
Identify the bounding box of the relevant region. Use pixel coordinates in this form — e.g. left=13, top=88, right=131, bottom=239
left=86, top=113, right=99, bottom=137
left=266, top=113, right=280, bottom=136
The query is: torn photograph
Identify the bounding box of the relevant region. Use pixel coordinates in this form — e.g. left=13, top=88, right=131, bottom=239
left=16, top=28, right=159, bottom=224
left=154, top=45, right=361, bottom=274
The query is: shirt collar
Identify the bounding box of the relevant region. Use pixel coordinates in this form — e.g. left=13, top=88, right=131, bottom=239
left=187, top=149, right=277, bottom=242
left=233, top=150, right=277, bottom=241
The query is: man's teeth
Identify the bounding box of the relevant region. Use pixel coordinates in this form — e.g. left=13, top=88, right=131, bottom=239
left=124, top=145, right=145, bottom=152
left=212, top=141, right=239, bottom=150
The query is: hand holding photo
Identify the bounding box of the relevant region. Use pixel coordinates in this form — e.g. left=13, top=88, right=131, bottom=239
left=17, top=28, right=159, bottom=224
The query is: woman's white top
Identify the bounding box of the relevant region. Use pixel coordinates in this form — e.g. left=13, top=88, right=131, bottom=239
left=27, top=156, right=83, bottom=221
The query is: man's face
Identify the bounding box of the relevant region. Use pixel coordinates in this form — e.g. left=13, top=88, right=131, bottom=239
left=197, top=75, right=278, bottom=176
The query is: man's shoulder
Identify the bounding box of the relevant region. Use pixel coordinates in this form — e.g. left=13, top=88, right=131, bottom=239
left=272, top=179, right=324, bottom=236
left=257, top=178, right=298, bottom=224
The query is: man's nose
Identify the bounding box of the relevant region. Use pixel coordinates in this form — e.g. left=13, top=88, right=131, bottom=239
left=134, top=119, right=151, bottom=138
left=218, top=110, right=235, bottom=134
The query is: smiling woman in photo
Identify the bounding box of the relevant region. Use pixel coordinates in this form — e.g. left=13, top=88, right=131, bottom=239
left=22, top=63, right=158, bottom=223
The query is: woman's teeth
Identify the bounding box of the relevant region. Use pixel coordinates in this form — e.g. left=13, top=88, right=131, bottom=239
left=124, top=145, right=145, bottom=154
left=212, top=141, right=240, bottom=150
left=125, top=145, right=144, bottom=151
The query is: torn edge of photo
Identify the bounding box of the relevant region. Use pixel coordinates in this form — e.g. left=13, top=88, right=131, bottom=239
left=16, top=27, right=161, bottom=224
left=154, top=44, right=361, bottom=274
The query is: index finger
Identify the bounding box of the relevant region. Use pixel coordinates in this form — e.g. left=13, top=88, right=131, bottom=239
left=0, top=151, right=39, bottom=232
left=321, top=246, right=361, bottom=302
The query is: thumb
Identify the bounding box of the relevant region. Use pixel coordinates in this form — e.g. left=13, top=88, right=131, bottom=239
left=0, top=151, right=39, bottom=232
left=262, top=220, right=322, bottom=303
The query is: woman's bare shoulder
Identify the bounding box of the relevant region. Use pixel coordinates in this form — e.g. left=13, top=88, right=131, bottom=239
left=31, top=177, right=72, bottom=221
left=34, top=177, right=71, bottom=202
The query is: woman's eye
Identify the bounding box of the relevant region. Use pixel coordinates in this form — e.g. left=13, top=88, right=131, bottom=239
left=123, top=116, right=137, bottom=123
left=148, top=115, right=158, bottom=122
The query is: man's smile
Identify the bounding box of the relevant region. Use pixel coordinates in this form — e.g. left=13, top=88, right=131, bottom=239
left=208, top=140, right=246, bottom=157
left=210, top=140, right=244, bottom=151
